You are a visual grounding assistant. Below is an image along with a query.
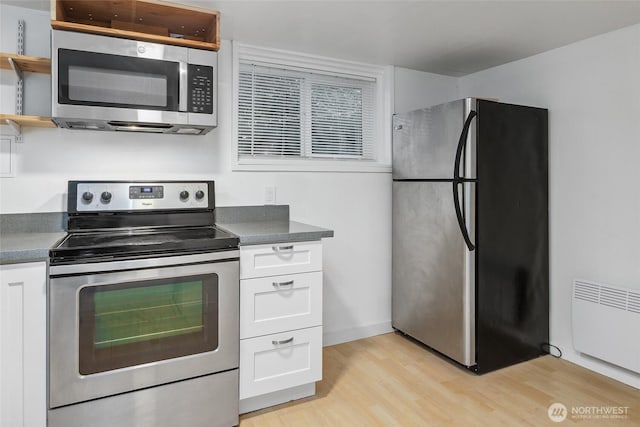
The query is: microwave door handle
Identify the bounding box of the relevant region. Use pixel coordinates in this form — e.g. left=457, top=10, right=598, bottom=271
left=179, top=62, right=188, bottom=112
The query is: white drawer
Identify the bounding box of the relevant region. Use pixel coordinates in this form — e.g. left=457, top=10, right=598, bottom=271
left=240, top=241, right=322, bottom=279
left=239, top=326, right=322, bottom=400
left=240, top=271, right=322, bottom=339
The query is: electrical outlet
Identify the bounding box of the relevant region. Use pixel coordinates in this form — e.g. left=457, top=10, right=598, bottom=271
left=264, top=186, right=276, bottom=204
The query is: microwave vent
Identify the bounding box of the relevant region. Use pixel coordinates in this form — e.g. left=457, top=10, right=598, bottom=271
left=66, top=122, right=105, bottom=130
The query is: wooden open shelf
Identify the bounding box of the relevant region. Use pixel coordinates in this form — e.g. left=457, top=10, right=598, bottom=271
left=0, top=55, right=54, bottom=133
left=0, top=115, right=56, bottom=128
left=0, top=53, right=51, bottom=74
left=51, top=0, right=220, bottom=51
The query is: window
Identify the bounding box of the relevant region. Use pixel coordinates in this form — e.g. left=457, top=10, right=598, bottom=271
left=233, top=43, right=392, bottom=172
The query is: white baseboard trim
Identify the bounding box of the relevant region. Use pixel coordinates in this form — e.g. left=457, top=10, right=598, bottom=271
left=239, top=383, right=316, bottom=414
left=562, top=350, right=640, bottom=390
left=323, top=321, right=393, bottom=347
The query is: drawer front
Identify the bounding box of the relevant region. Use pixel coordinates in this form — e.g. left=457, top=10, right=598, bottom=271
left=241, top=272, right=322, bottom=339
left=239, top=326, right=322, bottom=400
left=240, top=241, right=322, bottom=279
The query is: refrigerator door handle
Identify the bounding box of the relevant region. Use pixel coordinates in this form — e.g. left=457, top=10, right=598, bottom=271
left=453, top=110, right=477, bottom=251
left=454, top=110, right=477, bottom=181
left=454, top=181, right=475, bottom=251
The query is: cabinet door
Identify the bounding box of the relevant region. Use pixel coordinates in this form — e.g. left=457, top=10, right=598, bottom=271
left=241, top=271, right=322, bottom=339
left=0, top=262, right=47, bottom=427
left=240, top=241, right=322, bottom=279
left=239, top=326, right=322, bottom=400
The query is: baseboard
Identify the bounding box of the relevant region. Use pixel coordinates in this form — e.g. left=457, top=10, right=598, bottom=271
left=323, top=321, right=393, bottom=347
left=239, top=383, right=316, bottom=414
left=562, top=350, right=640, bottom=390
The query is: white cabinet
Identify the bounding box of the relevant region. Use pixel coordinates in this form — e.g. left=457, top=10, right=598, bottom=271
left=239, top=241, right=323, bottom=413
left=239, top=326, right=322, bottom=400
left=240, top=271, right=322, bottom=339
left=0, top=262, right=46, bottom=427
left=240, top=241, right=322, bottom=279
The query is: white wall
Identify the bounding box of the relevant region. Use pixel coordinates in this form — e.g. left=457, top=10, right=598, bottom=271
left=459, top=24, right=640, bottom=388
left=394, top=67, right=458, bottom=114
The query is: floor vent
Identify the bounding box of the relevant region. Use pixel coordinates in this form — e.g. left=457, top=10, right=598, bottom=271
left=572, top=280, right=640, bottom=374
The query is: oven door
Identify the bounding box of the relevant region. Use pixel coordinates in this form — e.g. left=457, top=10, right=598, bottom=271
left=49, top=251, right=239, bottom=408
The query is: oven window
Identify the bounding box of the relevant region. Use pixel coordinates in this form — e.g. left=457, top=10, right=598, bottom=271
left=58, top=49, right=180, bottom=111
left=78, top=274, right=218, bottom=375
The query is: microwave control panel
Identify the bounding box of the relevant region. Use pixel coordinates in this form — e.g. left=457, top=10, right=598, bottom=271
left=188, top=64, right=214, bottom=114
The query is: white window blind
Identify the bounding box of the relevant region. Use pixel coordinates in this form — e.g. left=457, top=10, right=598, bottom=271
left=238, top=62, right=376, bottom=161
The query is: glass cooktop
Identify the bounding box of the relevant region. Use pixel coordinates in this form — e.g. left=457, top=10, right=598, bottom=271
left=50, top=226, right=238, bottom=264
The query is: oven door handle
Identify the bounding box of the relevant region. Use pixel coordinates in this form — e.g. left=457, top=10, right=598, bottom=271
left=179, top=62, right=188, bottom=112
left=49, top=251, right=239, bottom=276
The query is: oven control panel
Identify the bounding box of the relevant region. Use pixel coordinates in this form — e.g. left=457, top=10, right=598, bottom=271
left=72, top=181, right=212, bottom=212
left=129, top=185, right=164, bottom=199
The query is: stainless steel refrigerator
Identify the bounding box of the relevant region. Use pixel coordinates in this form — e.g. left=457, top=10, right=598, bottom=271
left=392, top=98, right=549, bottom=374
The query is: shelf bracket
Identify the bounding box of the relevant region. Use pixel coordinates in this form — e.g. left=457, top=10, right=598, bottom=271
left=2, top=119, right=24, bottom=143
left=7, top=57, right=24, bottom=80
left=3, top=118, right=22, bottom=135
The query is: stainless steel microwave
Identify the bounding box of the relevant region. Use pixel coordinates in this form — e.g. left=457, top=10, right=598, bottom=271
left=51, top=30, right=217, bottom=135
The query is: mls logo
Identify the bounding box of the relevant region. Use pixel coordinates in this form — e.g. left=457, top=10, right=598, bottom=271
left=548, top=402, right=568, bottom=422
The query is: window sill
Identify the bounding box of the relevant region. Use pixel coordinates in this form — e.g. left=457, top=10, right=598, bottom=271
left=232, top=159, right=392, bottom=173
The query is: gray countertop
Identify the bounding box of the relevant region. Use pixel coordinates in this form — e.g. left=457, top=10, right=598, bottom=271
left=0, top=206, right=333, bottom=263
left=217, top=220, right=333, bottom=245
left=0, top=232, right=67, bottom=264
left=215, top=205, right=333, bottom=245
left=0, top=212, right=67, bottom=264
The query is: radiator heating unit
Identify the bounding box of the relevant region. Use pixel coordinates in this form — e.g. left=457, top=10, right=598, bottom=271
left=572, top=280, right=640, bottom=374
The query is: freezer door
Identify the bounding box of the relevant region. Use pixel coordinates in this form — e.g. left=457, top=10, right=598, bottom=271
left=392, top=98, right=476, bottom=180
left=392, top=181, right=475, bottom=366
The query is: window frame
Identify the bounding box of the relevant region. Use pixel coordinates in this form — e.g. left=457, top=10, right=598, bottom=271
left=232, top=42, right=393, bottom=173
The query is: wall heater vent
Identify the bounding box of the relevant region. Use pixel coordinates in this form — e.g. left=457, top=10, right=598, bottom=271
left=572, top=280, right=640, bottom=374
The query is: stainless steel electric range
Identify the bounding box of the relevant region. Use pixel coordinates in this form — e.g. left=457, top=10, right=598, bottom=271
left=48, top=181, right=240, bottom=427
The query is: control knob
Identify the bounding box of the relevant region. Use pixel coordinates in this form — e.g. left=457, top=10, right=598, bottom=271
left=81, top=192, right=94, bottom=202
left=180, top=190, right=190, bottom=201
left=195, top=190, right=205, bottom=200
left=100, top=191, right=112, bottom=203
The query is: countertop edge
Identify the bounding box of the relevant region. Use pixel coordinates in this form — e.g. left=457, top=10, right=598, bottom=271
left=216, top=220, right=334, bottom=246
left=0, top=252, right=50, bottom=265
left=234, top=230, right=334, bottom=245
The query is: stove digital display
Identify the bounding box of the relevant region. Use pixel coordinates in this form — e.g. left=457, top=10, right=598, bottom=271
left=129, top=185, right=164, bottom=199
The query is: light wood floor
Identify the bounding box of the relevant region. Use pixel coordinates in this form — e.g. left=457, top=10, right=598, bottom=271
left=240, top=332, right=639, bottom=426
